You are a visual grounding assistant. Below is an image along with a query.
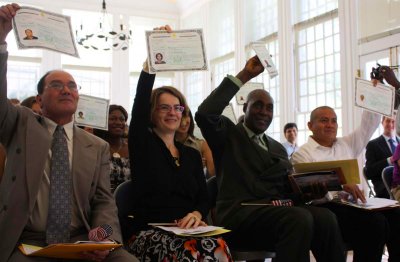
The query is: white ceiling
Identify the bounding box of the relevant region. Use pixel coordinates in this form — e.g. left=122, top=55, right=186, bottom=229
left=23, top=0, right=200, bottom=18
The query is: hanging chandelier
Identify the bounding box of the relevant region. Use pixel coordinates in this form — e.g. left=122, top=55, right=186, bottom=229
left=75, top=0, right=131, bottom=51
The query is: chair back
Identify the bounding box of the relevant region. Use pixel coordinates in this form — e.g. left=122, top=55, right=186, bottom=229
left=381, top=166, right=394, bottom=199
left=362, top=166, right=375, bottom=197
left=114, top=180, right=135, bottom=242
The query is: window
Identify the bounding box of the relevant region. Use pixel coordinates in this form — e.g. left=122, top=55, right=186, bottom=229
left=129, top=73, right=174, bottom=112
left=184, top=72, right=204, bottom=112
left=7, top=61, right=40, bottom=100
left=66, top=68, right=110, bottom=99
left=295, top=13, right=341, bottom=145
left=244, top=0, right=278, bottom=44
left=292, top=0, right=338, bottom=24
left=212, top=58, right=235, bottom=90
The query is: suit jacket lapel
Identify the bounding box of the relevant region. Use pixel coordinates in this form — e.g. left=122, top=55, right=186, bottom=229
left=26, top=116, right=51, bottom=211
left=72, top=126, right=95, bottom=223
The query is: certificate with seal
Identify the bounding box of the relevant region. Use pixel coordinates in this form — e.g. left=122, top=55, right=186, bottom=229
left=146, top=29, right=208, bottom=73
left=355, top=78, right=395, bottom=117
left=236, top=82, right=264, bottom=105
left=252, top=42, right=278, bottom=79
left=12, top=6, right=79, bottom=57
left=74, top=95, right=110, bottom=130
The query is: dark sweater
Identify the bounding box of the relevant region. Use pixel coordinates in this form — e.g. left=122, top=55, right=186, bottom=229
left=128, top=70, right=209, bottom=233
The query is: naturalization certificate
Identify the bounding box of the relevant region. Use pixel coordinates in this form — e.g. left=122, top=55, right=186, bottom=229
left=236, top=82, right=264, bottom=105
left=146, top=29, right=208, bottom=73
left=355, top=78, right=395, bottom=117
left=12, top=6, right=79, bottom=57
left=74, top=95, right=110, bottom=130
left=252, top=42, right=278, bottom=79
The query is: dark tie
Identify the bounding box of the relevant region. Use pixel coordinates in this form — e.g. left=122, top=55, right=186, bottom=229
left=388, top=138, right=397, bottom=154
left=46, top=126, right=71, bottom=244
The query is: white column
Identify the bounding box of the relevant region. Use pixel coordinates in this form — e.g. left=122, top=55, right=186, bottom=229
left=110, top=14, right=130, bottom=111
left=278, top=0, right=296, bottom=127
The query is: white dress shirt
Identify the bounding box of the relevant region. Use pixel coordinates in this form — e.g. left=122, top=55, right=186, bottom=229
left=291, top=110, right=380, bottom=164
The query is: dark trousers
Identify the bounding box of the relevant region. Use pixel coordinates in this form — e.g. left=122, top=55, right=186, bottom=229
left=323, top=203, right=400, bottom=262
left=226, top=205, right=345, bottom=262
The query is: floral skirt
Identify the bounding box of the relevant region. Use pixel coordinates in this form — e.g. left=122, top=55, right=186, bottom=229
left=128, top=228, right=233, bottom=262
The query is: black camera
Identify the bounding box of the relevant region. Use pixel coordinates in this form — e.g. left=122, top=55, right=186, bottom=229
left=370, top=63, right=382, bottom=80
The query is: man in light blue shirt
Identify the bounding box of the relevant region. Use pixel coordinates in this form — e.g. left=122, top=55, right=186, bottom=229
left=282, top=122, right=299, bottom=157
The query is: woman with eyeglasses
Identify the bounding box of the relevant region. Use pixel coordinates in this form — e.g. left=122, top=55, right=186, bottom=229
left=94, top=104, right=130, bottom=192
left=126, top=25, right=232, bottom=261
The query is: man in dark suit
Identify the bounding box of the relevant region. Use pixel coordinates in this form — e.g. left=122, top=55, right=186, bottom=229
left=0, top=4, right=136, bottom=261
left=366, top=116, right=398, bottom=198
left=196, top=56, right=345, bottom=262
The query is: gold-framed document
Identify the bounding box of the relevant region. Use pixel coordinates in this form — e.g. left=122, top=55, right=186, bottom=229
left=146, top=29, right=208, bottom=73
left=12, top=6, right=79, bottom=57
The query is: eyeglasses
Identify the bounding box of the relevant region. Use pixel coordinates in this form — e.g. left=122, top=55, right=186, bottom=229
left=47, top=81, right=81, bottom=91
left=157, top=104, right=185, bottom=113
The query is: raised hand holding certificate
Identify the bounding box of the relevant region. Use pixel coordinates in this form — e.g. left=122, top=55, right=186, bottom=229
left=146, top=29, right=208, bottom=73
left=12, top=6, right=79, bottom=57
left=355, top=78, right=395, bottom=117
left=252, top=42, right=278, bottom=79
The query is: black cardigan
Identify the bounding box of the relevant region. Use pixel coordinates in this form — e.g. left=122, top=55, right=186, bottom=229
left=128, top=70, right=209, bottom=233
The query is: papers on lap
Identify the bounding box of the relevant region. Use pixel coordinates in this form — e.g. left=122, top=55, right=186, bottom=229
left=289, top=168, right=345, bottom=194
left=18, top=241, right=121, bottom=259
left=333, top=197, right=399, bottom=211
left=153, top=225, right=230, bottom=237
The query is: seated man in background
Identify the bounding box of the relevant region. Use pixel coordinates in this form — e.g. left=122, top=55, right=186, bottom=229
left=0, top=4, right=136, bottom=261
left=282, top=122, right=299, bottom=157
left=292, top=105, right=400, bottom=262
left=196, top=56, right=345, bottom=262
left=365, top=116, right=398, bottom=198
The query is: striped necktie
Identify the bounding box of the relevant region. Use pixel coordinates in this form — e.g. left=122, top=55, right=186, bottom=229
left=388, top=138, right=397, bottom=154
left=46, top=125, right=72, bottom=244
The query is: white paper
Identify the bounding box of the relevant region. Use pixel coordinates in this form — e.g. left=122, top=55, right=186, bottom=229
left=341, top=197, right=398, bottom=210
left=236, top=82, right=264, bottom=105
left=12, top=7, right=79, bottom=57
left=156, top=225, right=223, bottom=236
left=74, top=94, right=110, bottom=130
left=251, top=42, right=278, bottom=78
left=355, top=78, right=395, bottom=117
left=146, top=29, right=208, bottom=73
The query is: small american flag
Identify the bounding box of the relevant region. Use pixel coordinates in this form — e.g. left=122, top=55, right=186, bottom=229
left=88, top=224, right=113, bottom=241
left=271, top=199, right=293, bottom=206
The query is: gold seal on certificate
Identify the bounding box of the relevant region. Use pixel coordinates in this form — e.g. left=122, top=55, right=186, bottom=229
left=74, top=94, right=110, bottom=130
left=355, top=78, right=395, bottom=117
left=12, top=6, right=79, bottom=57
left=146, top=29, right=208, bottom=73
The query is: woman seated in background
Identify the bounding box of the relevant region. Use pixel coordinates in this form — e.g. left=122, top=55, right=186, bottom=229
left=94, top=104, right=130, bottom=192
left=176, top=110, right=215, bottom=177
left=126, top=25, right=232, bottom=261
left=21, top=96, right=41, bottom=115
